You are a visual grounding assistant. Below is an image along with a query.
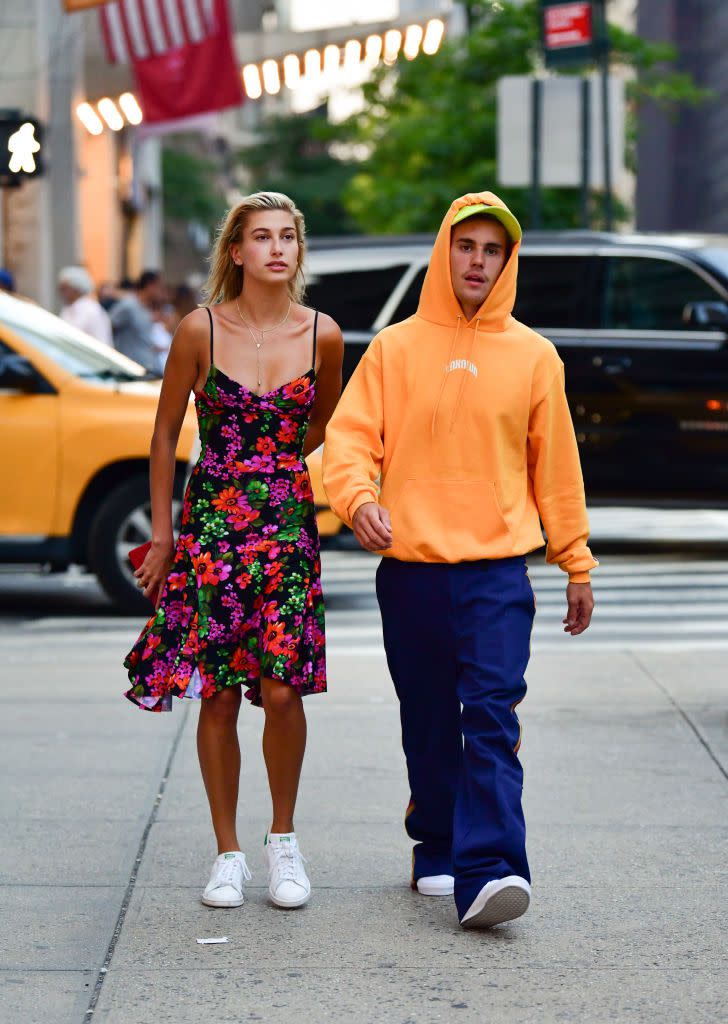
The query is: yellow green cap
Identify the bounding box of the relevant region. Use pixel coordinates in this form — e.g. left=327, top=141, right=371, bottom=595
left=451, top=203, right=522, bottom=243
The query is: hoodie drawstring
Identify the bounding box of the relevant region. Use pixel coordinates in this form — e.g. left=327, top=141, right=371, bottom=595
left=431, top=314, right=462, bottom=436
left=449, top=317, right=480, bottom=432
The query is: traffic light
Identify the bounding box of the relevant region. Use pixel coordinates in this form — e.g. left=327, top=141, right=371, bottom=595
left=0, top=111, right=44, bottom=187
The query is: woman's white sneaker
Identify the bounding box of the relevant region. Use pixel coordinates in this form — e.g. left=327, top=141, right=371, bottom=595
left=460, top=875, right=531, bottom=928
left=201, top=851, right=251, bottom=908
left=416, top=874, right=455, bottom=896
left=265, top=833, right=311, bottom=908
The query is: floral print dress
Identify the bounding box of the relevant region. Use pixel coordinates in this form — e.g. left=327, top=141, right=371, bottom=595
left=124, top=308, right=326, bottom=711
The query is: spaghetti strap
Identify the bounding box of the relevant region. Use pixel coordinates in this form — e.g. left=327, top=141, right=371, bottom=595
left=312, top=310, right=319, bottom=371
left=204, top=306, right=214, bottom=364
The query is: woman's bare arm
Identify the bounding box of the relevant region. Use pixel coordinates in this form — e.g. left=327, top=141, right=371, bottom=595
left=135, top=307, right=208, bottom=603
left=303, top=313, right=343, bottom=458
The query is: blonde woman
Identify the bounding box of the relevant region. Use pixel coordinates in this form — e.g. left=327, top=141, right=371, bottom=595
left=124, top=192, right=343, bottom=911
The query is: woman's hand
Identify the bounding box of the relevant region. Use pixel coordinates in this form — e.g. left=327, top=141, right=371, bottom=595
left=134, top=540, right=175, bottom=609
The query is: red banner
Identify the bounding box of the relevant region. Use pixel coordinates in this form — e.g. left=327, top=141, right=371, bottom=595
left=100, top=0, right=243, bottom=125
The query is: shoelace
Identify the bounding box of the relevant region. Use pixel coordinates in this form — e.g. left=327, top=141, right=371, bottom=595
left=270, top=844, right=307, bottom=883
left=215, top=856, right=252, bottom=888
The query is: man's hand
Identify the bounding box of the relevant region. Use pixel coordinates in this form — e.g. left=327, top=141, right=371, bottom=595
left=563, top=582, right=594, bottom=635
left=352, top=502, right=393, bottom=552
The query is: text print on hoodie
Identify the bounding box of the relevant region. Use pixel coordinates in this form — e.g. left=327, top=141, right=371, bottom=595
left=322, top=191, right=598, bottom=582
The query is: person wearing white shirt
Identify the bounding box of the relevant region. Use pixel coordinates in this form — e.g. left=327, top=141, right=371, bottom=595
left=58, top=266, right=113, bottom=345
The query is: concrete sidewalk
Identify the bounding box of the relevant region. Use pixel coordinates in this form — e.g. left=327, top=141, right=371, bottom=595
left=1, top=634, right=727, bottom=1023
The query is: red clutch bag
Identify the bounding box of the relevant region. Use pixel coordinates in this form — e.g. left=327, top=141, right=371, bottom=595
left=128, top=541, right=160, bottom=606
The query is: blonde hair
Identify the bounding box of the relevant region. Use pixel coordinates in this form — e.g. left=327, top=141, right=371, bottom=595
left=203, top=191, right=306, bottom=304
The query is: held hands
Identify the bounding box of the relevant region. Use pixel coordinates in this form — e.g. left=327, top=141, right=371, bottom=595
left=134, top=539, right=175, bottom=609
left=563, top=582, right=594, bottom=635
left=352, top=502, right=393, bottom=553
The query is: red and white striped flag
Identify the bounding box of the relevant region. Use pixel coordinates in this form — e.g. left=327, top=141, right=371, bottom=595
left=99, top=0, right=243, bottom=125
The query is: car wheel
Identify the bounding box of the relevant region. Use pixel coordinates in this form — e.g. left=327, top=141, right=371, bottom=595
left=87, top=475, right=183, bottom=613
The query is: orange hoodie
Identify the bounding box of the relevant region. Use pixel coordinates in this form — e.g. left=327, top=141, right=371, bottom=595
left=322, top=192, right=598, bottom=582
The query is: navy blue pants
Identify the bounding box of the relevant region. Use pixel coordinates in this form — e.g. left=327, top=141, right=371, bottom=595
left=376, top=556, right=536, bottom=920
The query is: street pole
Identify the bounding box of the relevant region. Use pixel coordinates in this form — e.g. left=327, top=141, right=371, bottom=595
left=596, top=0, right=613, bottom=230
left=530, top=77, right=543, bottom=230
left=580, top=76, right=591, bottom=229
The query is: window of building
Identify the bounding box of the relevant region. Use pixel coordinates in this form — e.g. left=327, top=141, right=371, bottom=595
left=602, top=256, right=719, bottom=331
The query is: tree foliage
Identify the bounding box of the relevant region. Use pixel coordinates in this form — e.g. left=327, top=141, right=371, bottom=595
left=338, top=0, right=710, bottom=233
left=161, top=147, right=226, bottom=228
left=238, top=106, right=359, bottom=236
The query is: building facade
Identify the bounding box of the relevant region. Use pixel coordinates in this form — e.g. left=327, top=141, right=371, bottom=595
left=636, top=0, right=728, bottom=232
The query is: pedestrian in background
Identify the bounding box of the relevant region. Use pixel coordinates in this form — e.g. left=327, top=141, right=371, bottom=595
left=109, top=269, right=166, bottom=373
left=0, top=268, right=16, bottom=293
left=58, top=266, right=112, bottom=344
left=123, top=192, right=343, bottom=914
left=149, top=289, right=174, bottom=373
left=324, top=191, right=597, bottom=929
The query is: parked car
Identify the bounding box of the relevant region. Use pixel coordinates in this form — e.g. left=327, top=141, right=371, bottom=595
left=304, top=230, right=728, bottom=534
left=0, top=292, right=197, bottom=612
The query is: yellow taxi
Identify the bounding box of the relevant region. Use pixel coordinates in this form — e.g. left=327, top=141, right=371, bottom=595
left=0, top=292, right=340, bottom=611
left=0, top=292, right=197, bottom=611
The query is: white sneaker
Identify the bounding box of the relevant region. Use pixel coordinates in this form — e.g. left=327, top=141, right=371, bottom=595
left=201, top=851, right=251, bottom=908
left=265, top=832, right=311, bottom=908
left=416, top=874, right=455, bottom=897
left=460, top=875, right=531, bottom=928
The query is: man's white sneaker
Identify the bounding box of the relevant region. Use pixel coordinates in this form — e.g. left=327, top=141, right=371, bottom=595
left=416, top=874, right=455, bottom=897
left=265, top=833, right=311, bottom=908
left=201, top=851, right=251, bottom=908
left=460, top=875, right=531, bottom=928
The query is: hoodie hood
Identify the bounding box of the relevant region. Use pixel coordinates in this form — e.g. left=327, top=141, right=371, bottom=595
left=416, top=191, right=520, bottom=333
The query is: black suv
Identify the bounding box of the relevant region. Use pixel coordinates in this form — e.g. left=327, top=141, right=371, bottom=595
left=305, top=232, right=728, bottom=502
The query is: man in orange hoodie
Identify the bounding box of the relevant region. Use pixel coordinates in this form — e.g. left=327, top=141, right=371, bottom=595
left=323, top=192, right=597, bottom=928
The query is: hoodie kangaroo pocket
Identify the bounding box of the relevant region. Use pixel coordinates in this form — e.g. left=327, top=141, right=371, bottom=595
left=390, top=479, right=513, bottom=561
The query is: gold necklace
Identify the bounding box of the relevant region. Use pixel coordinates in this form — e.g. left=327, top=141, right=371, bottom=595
left=235, top=297, right=293, bottom=392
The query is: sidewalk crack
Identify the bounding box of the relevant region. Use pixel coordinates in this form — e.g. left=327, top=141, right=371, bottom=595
left=82, top=703, right=190, bottom=1020
left=631, top=651, right=728, bottom=784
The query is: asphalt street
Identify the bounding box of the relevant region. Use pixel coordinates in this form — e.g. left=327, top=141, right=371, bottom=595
left=1, top=529, right=727, bottom=1023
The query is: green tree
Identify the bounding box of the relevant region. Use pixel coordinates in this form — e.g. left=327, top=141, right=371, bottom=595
left=340, top=0, right=710, bottom=233
left=161, top=147, right=226, bottom=228
left=239, top=106, right=359, bottom=236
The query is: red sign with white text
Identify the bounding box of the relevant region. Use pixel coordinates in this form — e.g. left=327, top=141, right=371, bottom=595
left=544, top=2, right=593, bottom=49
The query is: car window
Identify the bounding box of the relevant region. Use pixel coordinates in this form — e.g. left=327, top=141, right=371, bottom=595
left=602, top=256, right=719, bottom=331
left=304, top=265, right=408, bottom=330
left=390, top=266, right=427, bottom=323
left=514, top=255, right=597, bottom=328
left=0, top=294, right=147, bottom=380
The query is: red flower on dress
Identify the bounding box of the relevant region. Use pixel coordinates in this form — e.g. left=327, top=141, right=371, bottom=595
left=230, top=647, right=258, bottom=674
left=277, top=418, right=297, bottom=443
left=212, top=487, right=245, bottom=512
left=292, top=472, right=312, bottom=501
left=278, top=453, right=300, bottom=469
left=256, top=436, right=277, bottom=454
left=227, top=507, right=258, bottom=531
left=142, top=634, right=161, bottom=660
left=193, top=553, right=231, bottom=587
left=167, top=572, right=187, bottom=591
left=282, top=378, right=310, bottom=405
left=263, top=621, right=289, bottom=656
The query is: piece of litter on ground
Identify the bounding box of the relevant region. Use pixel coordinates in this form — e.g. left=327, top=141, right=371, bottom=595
left=196, top=936, right=229, bottom=945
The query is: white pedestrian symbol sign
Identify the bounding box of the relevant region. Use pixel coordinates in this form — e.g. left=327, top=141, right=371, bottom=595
left=8, top=122, right=40, bottom=175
